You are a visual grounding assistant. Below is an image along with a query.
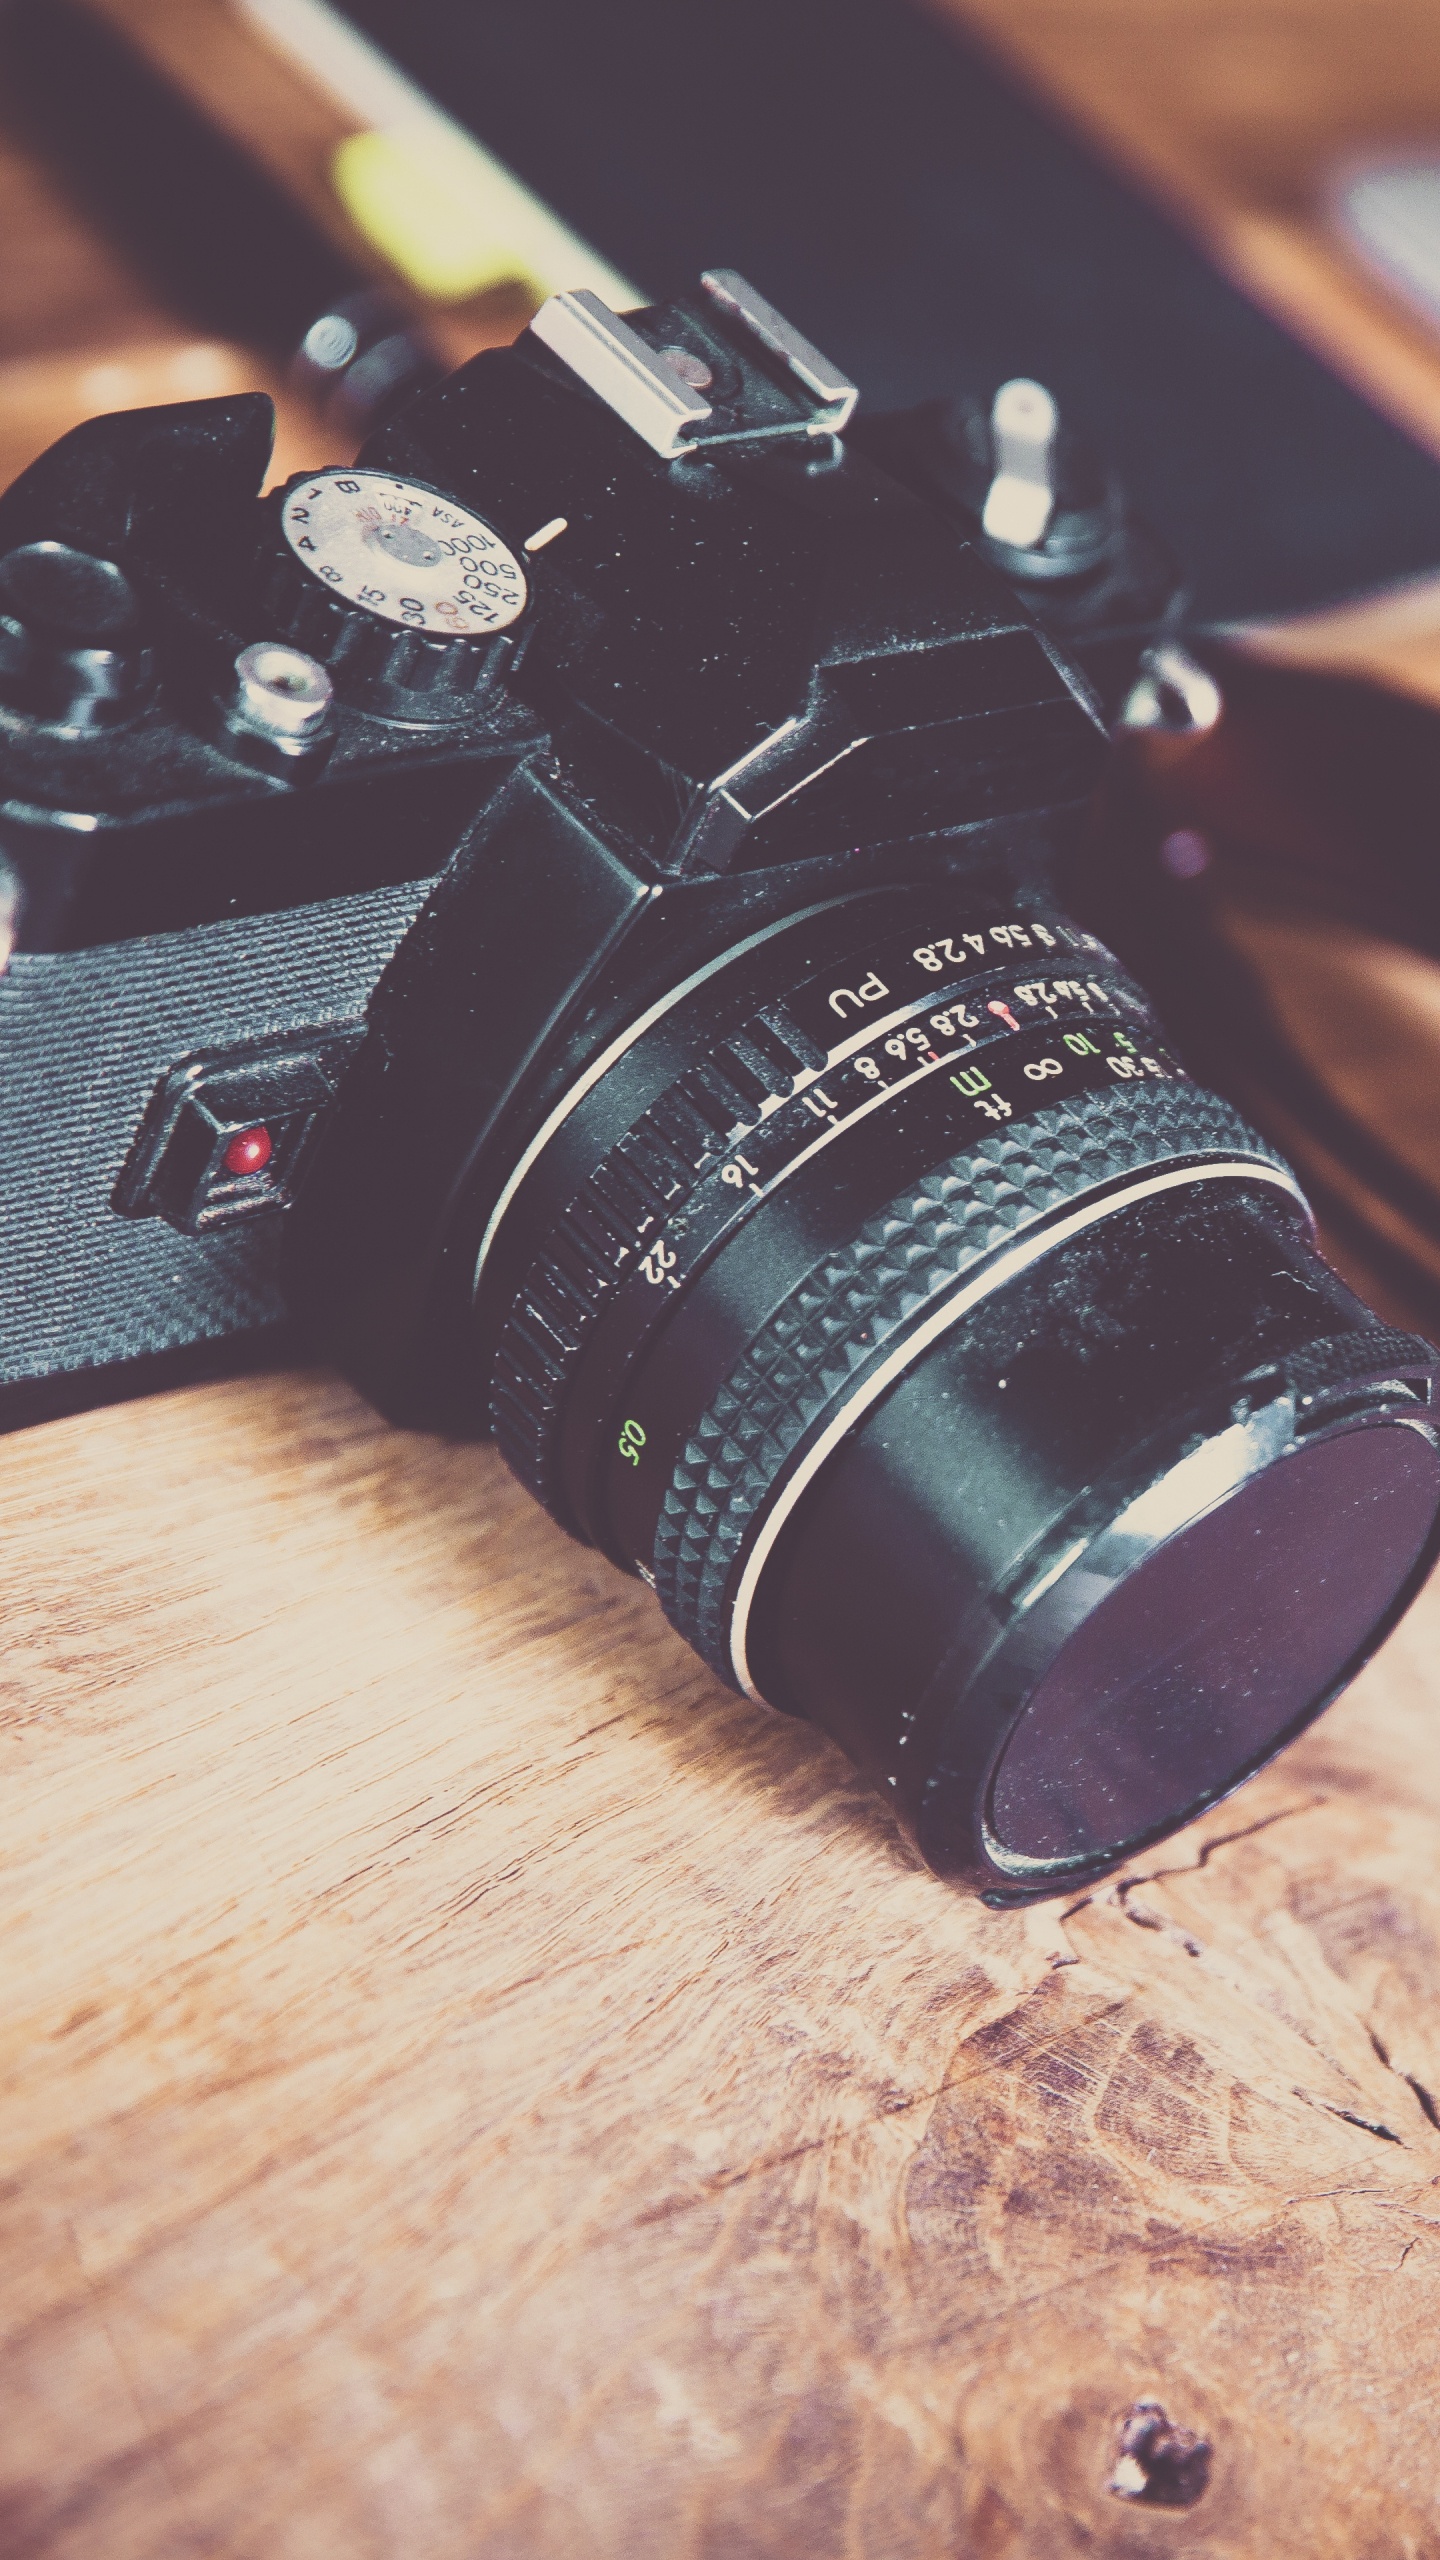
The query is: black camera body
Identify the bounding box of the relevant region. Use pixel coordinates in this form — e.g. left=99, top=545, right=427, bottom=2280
left=3, top=271, right=1437, bottom=1899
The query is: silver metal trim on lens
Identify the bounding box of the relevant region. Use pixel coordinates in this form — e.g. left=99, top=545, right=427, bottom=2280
left=472, top=898, right=863, bottom=1296
left=727, top=1157, right=1310, bottom=1701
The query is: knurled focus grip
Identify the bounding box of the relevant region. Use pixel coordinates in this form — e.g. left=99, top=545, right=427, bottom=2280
left=487, top=898, right=1161, bottom=1531
left=652, top=1084, right=1296, bottom=1683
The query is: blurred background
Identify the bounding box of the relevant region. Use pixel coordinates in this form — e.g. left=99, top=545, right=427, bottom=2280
left=5, top=0, right=1440, bottom=646
left=4, top=0, right=1440, bottom=648
left=10, top=0, right=1440, bottom=1324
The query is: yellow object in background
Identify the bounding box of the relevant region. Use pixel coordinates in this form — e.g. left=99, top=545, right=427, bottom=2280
left=236, top=0, right=640, bottom=311
left=332, top=129, right=551, bottom=304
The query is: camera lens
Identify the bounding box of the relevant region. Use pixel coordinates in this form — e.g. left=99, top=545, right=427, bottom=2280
left=476, top=886, right=1440, bottom=1894
left=986, top=1426, right=1437, bottom=1869
left=735, top=1181, right=1439, bottom=1890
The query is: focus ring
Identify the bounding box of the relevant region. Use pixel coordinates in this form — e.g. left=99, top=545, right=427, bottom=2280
left=652, top=1085, right=1293, bottom=1683
left=491, top=1011, right=823, bottom=1513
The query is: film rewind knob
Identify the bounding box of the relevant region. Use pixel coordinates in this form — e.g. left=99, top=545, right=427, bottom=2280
left=0, top=541, right=152, bottom=728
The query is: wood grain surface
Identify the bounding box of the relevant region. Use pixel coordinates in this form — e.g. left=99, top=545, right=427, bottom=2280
left=7, top=1372, right=1440, bottom=2558
left=7, top=5, right=1440, bottom=2555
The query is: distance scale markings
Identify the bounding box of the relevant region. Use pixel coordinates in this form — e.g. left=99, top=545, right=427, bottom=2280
left=626, top=977, right=1157, bottom=1291
left=280, top=468, right=529, bottom=635
left=490, top=910, right=1175, bottom=1520
left=596, top=994, right=1191, bottom=1578
left=779, top=909, right=1114, bottom=1062
left=602, top=1007, right=1180, bottom=1478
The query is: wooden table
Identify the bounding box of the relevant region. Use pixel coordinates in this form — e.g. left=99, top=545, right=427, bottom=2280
left=7, top=8, right=1440, bottom=2553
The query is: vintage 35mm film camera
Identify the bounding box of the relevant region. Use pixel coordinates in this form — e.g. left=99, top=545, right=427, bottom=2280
left=1, top=269, right=1436, bottom=1899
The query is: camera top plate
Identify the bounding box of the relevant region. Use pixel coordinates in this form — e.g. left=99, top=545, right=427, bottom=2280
left=530, top=269, right=857, bottom=458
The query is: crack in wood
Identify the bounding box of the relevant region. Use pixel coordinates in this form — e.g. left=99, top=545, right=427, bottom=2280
left=1114, top=1888, right=1204, bottom=1955
left=1114, top=1796, right=1328, bottom=1905
left=1294, top=2086, right=1405, bottom=2144
left=1047, top=1894, right=1093, bottom=1965
left=1366, top=2025, right=1440, bottom=2134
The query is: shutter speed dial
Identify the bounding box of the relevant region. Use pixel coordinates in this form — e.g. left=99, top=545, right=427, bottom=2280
left=281, top=472, right=528, bottom=635
left=266, top=469, right=530, bottom=713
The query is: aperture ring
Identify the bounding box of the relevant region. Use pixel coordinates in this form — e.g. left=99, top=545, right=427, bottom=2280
left=652, top=1086, right=1298, bottom=1686
left=490, top=909, right=1135, bottom=1520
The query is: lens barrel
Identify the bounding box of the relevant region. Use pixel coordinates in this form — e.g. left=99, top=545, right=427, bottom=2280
left=475, top=888, right=1440, bottom=1895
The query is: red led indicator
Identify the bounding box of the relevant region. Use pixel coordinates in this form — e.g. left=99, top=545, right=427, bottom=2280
left=222, top=1125, right=273, bottom=1177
